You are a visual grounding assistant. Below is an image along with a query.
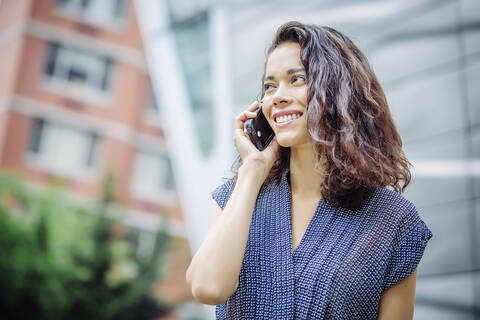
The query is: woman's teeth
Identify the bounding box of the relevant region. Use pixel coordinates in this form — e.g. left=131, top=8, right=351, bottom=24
left=275, top=113, right=301, bottom=124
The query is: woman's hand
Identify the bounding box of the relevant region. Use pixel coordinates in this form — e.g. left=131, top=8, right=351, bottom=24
left=234, top=101, right=279, bottom=179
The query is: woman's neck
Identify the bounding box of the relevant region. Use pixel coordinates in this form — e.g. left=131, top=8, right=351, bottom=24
left=289, top=142, right=325, bottom=199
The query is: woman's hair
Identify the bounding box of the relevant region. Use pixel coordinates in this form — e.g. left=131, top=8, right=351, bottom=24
left=230, top=21, right=412, bottom=212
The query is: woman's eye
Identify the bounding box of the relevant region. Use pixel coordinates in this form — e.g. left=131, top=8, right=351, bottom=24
left=292, top=75, right=306, bottom=84
left=263, top=83, right=274, bottom=91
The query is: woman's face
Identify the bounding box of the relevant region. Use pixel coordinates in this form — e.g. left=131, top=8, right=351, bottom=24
left=262, top=42, right=312, bottom=148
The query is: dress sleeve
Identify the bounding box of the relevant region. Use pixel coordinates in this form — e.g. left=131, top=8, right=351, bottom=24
left=383, top=208, right=433, bottom=291
left=211, top=179, right=237, bottom=210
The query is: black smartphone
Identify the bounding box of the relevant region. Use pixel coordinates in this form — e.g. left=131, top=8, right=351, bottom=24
left=244, top=102, right=275, bottom=151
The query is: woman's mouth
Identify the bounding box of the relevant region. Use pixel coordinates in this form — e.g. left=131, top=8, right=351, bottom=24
left=274, top=113, right=302, bottom=127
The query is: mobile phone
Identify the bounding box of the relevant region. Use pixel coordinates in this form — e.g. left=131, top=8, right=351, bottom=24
left=244, top=101, right=275, bottom=151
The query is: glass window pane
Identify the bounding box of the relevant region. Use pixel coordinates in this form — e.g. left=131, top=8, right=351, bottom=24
left=44, top=43, right=59, bottom=77
left=56, top=0, right=125, bottom=24
left=28, top=121, right=99, bottom=173
left=170, top=11, right=213, bottom=156
left=28, top=118, right=45, bottom=154
left=114, top=0, right=126, bottom=18
left=101, top=58, right=113, bottom=91
left=41, top=125, right=88, bottom=173
left=68, top=60, right=88, bottom=84
left=85, top=0, right=116, bottom=21
left=131, top=151, right=174, bottom=201
left=165, top=0, right=211, bottom=24
left=43, top=42, right=113, bottom=93
left=85, top=132, right=99, bottom=167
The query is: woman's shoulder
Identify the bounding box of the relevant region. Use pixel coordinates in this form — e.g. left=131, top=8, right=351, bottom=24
left=211, top=176, right=282, bottom=209
left=211, top=176, right=279, bottom=195
left=362, top=188, right=433, bottom=260
left=371, top=187, right=417, bottom=214
left=368, top=187, right=422, bottom=230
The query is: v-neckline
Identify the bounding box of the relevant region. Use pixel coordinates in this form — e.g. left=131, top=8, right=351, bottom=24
left=282, top=169, right=325, bottom=256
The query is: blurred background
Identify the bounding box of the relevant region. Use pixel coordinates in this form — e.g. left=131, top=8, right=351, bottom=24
left=0, top=0, right=478, bottom=319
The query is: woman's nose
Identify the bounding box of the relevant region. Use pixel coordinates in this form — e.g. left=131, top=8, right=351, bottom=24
left=272, top=84, right=292, bottom=106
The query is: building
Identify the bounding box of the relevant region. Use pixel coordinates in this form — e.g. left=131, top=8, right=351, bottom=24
left=0, top=0, right=198, bottom=317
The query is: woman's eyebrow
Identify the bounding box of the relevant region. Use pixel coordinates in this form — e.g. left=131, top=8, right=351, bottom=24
left=264, top=67, right=305, bottom=82
left=286, top=67, right=305, bottom=74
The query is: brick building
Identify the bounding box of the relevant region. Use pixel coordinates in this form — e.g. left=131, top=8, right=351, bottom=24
left=0, top=0, right=196, bottom=316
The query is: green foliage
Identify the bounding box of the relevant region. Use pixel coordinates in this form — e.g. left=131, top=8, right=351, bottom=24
left=0, top=172, right=171, bottom=320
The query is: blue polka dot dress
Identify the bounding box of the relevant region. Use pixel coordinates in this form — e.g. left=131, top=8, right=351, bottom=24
left=211, top=168, right=433, bottom=319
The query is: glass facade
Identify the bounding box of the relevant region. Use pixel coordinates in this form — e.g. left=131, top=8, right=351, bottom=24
left=165, top=0, right=214, bottom=157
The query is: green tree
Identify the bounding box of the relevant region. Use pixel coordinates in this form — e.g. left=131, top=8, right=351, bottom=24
left=0, top=171, right=171, bottom=320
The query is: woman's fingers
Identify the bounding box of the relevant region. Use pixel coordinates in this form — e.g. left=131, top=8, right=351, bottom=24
left=234, top=111, right=246, bottom=130
left=244, top=110, right=257, bottom=117
left=247, top=100, right=259, bottom=111
left=234, top=101, right=259, bottom=131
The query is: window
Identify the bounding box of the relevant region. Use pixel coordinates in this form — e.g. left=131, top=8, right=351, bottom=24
left=165, top=4, right=214, bottom=156
left=56, top=0, right=126, bottom=26
left=43, top=42, right=113, bottom=96
left=131, top=150, right=174, bottom=203
left=27, top=118, right=100, bottom=176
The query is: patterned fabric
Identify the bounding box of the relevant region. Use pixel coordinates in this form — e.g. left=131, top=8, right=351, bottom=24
left=211, top=168, right=433, bottom=319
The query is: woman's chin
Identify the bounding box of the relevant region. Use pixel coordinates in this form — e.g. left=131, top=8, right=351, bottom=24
left=276, top=134, right=313, bottom=148
left=276, top=135, right=298, bottom=148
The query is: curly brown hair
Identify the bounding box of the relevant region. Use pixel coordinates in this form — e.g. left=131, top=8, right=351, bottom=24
left=230, top=21, right=412, bottom=211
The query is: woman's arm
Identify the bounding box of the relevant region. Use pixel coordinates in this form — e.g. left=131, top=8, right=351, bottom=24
left=377, top=267, right=418, bottom=320
left=185, top=161, right=266, bottom=305
left=186, top=101, right=279, bottom=305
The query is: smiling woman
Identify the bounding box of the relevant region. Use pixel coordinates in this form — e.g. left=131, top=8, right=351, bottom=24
left=262, top=42, right=310, bottom=147
left=186, top=21, right=433, bottom=320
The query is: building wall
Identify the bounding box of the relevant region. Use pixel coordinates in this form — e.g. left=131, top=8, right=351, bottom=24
left=0, top=0, right=176, bottom=212
left=0, top=0, right=192, bottom=316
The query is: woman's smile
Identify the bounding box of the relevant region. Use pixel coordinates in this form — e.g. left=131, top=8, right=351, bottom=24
left=274, top=112, right=303, bottom=127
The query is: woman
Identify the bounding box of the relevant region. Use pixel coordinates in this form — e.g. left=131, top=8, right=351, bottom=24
left=186, top=21, right=433, bottom=319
